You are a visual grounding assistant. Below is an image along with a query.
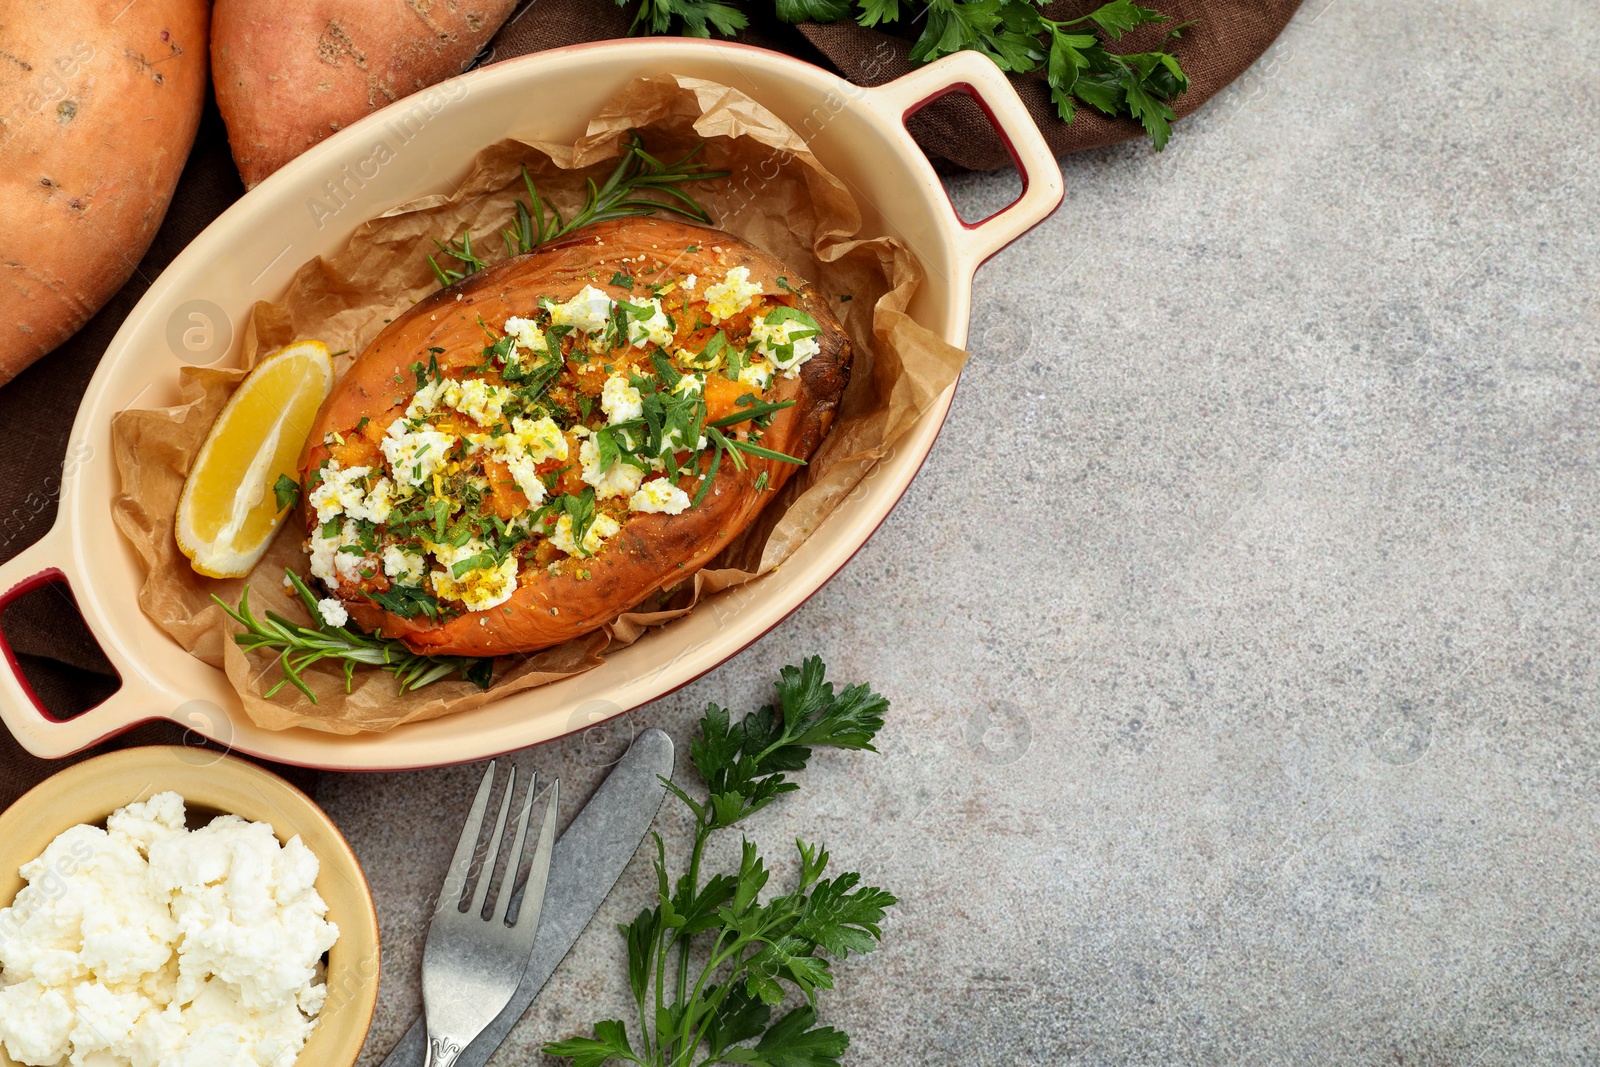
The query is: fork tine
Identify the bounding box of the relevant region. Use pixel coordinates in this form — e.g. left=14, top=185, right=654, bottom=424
left=508, top=779, right=559, bottom=933
left=469, top=765, right=518, bottom=916
left=435, top=760, right=496, bottom=915
left=491, top=772, right=538, bottom=925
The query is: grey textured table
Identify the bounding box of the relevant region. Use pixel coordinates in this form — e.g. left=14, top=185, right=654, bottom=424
left=326, top=1, right=1600, bottom=1062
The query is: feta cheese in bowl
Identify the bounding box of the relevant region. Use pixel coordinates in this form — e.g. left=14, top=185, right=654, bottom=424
left=0, top=748, right=379, bottom=1067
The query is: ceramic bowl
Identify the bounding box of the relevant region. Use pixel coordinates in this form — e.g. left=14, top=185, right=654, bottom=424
left=0, top=746, right=379, bottom=1066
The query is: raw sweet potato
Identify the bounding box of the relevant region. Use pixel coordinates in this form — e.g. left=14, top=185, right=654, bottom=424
left=0, top=0, right=209, bottom=384
left=299, top=218, right=852, bottom=657
left=211, top=0, right=519, bottom=188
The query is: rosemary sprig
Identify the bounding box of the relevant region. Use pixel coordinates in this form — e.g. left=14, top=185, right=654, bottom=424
left=428, top=132, right=732, bottom=287
left=704, top=425, right=807, bottom=471
left=212, top=570, right=494, bottom=704
left=428, top=231, right=489, bottom=287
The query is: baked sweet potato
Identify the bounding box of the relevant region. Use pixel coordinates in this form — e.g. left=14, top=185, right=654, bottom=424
left=299, top=217, right=851, bottom=657
left=212, top=0, right=519, bottom=188
left=0, top=0, right=209, bottom=383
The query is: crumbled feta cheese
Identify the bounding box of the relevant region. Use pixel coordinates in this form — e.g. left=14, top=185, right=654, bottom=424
left=507, top=415, right=568, bottom=464
left=382, top=544, right=426, bottom=586
left=316, top=598, right=349, bottom=628
left=682, top=273, right=697, bottom=290
left=66, top=982, right=146, bottom=1059
left=601, top=373, right=643, bottom=425
left=550, top=512, right=621, bottom=557
left=407, top=378, right=511, bottom=426
left=629, top=479, right=691, bottom=515
left=749, top=313, right=821, bottom=376
left=0, top=793, right=338, bottom=1067
left=739, top=360, right=774, bottom=392
left=405, top=379, right=443, bottom=418
left=450, top=378, right=508, bottom=425
left=426, top=540, right=518, bottom=612
left=381, top=419, right=456, bottom=490
left=308, top=518, right=367, bottom=586
left=503, top=316, right=549, bottom=358
left=578, top=437, right=646, bottom=500
left=0, top=980, right=71, bottom=1064
left=703, top=266, right=763, bottom=321
left=355, top=477, right=396, bottom=524
left=626, top=298, right=675, bottom=349
left=500, top=451, right=548, bottom=507
left=470, top=415, right=566, bottom=507
left=307, top=461, right=368, bottom=525
left=310, top=463, right=395, bottom=526
left=544, top=285, right=614, bottom=334
left=673, top=373, right=704, bottom=397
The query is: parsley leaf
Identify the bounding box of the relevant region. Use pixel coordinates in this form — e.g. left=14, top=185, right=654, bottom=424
left=559, top=488, right=600, bottom=557
left=625, top=0, right=748, bottom=37
left=774, top=0, right=853, bottom=22
left=543, top=1020, right=641, bottom=1067
left=366, top=584, right=444, bottom=621
left=1088, top=0, right=1163, bottom=37
left=272, top=473, right=301, bottom=512
left=760, top=0, right=1189, bottom=149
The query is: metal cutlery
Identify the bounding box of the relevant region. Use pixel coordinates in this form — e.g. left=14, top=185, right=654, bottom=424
left=381, top=727, right=674, bottom=1067
left=421, top=763, right=559, bottom=1067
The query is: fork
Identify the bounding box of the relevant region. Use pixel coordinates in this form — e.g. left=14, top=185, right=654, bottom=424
left=421, top=761, right=559, bottom=1067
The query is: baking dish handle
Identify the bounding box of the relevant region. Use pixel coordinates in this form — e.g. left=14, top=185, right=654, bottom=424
left=0, top=523, right=165, bottom=758
left=863, top=51, right=1064, bottom=276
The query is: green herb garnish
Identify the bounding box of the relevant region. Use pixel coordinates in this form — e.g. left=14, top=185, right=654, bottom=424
left=708, top=398, right=795, bottom=429
left=701, top=0, right=1193, bottom=149
left=214, top=570, right=492, bottom=703
left=366, top=584, right=444, bottom=621
left=558, top=488, right=601, bottom=557
left=272, top=474, right=301, bottom=512
left=706, top=425, right=806, bottom=470
left=429, top=135, right=731, bottom=287
left=544, top=657, right=894, bottom=1067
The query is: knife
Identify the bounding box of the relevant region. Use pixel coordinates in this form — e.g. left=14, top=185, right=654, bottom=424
left=378, top=726, right=674, bottom=1067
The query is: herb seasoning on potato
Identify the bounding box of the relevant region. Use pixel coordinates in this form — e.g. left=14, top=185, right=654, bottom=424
left=298, top=217, right=851, bottom=657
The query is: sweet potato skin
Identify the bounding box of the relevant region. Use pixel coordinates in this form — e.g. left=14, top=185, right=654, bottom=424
left=211, top=0, right=519, bottom=188
left=0, top=0, right=209, bottom=384
left=301, top=218, right=851, bottom=656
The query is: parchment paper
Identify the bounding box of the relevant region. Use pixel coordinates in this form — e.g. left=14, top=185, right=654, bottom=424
left=111, top=74, right=967, bottom=734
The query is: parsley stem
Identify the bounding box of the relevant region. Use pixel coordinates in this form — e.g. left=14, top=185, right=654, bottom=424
left=678, top=927, right=746, bottom=1062
left=654, top=893, right=671, bottom=1061
left=672, top=828, right=711, bottom=1019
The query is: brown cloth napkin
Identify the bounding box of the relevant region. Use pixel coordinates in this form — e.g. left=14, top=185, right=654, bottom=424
left=0, top=0, right=1298, bottom=800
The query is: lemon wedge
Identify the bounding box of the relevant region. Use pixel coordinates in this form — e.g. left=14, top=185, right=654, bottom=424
left=175, top=340, right=334, bottom=578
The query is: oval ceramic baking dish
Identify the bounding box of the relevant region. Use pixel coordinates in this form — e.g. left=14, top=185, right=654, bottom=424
left=0, top=40, right=1062, bottom=769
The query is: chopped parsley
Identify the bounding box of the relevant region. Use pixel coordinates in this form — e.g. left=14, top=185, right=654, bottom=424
left=367, top=585, right=444, bottom=621
left=273, top=474, right=301, bottom=512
